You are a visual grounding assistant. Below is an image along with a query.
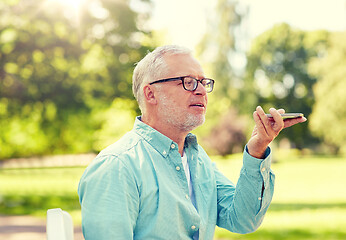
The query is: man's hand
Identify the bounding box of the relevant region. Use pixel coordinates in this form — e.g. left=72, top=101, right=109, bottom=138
left=247, top=106, right=307, bottom=159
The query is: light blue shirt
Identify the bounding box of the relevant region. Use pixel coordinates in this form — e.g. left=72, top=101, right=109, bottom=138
left=78, top=117, right=275, bottom=239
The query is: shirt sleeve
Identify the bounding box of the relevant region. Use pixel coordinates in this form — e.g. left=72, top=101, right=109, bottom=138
left=215, top=145, right=275, bottom=234
left=78, top=154, right=139, bottom=239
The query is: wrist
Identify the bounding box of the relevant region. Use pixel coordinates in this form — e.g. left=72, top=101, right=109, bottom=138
left=247, top=145, right=267, bottom=159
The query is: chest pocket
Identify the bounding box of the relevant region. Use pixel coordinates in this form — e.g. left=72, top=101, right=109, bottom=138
left=198, top=179, right=216, bottom=205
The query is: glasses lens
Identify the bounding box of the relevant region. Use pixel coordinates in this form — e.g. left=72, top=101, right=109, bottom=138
left=183, top=77, right=214, bottom=92
left=183, top=77, right=197, bottom=91
left=202, top=79, right=213, bottom=93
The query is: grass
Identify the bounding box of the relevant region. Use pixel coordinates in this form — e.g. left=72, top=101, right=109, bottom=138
left=1, top=154, right=346, bottom=239
left=214, top=154, right=346, bottom=239
left=0, top=167, right=84, bottom=223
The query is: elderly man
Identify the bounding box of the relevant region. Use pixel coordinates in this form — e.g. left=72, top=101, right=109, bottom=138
left=78, top=45, right=306, bottom=239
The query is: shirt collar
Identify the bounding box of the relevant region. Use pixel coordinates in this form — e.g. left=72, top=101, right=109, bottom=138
left=133, top=116, right=199, bottom=157
left=133, top=116, right=174, bottom=158
left=185, top=133, right=198, bottom=150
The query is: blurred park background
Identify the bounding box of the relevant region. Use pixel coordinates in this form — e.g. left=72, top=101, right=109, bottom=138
left=0, top=0, right=346, bottom=239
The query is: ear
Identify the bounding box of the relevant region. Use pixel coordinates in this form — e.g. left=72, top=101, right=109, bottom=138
left=143, top=85, right=157, bottom=105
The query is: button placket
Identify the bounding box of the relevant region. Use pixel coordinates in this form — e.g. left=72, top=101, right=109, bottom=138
left=168, top=144, right=192, bottom=207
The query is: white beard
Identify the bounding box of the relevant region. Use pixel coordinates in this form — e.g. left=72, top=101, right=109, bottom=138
left=157, top=94, right=205, bottom=132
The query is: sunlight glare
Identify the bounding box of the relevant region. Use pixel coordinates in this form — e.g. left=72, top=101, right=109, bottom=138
left=47, top=0, right=84, bottom=11
left=45, top=0, right=86, bottom=25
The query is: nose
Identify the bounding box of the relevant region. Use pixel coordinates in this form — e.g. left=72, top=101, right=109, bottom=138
left=193, top=80, right=207, bottom=96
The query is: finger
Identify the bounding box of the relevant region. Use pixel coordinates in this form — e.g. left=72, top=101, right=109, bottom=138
left=256, top=106, right=270, bottom=125
left=268, top=108, right=285, bottom=120
left=277, top=108, right=285, bottom=114
left=269, top=108, right=282, bottom=124
left=255, top=106, right=272, bottom=136
left=253, top=110, right=269, bottom=137
left=283, top=116, right=307, bottom=128
left=257, top=106, right=279, bottom=136
left=269, top=108, right=284, bottom=132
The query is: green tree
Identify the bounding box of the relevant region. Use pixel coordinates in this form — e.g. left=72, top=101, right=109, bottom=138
left=243, top=23, right=329, bottom=149
left=0, top=0, right=153, bottom=159
left=197, top=0, right=246, bottom=102
left=308, top=32, right=346, bottom=154
left=194, top=0, right=248, bottom=155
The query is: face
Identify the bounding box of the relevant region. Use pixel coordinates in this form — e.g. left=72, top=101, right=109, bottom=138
left=154, top=54, right=208, bottom=132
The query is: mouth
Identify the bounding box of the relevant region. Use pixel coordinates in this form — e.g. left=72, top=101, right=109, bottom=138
left=189, top=103, right=205, bottom=108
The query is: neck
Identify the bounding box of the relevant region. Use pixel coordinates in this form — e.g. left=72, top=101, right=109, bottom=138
left=141, top=115, right=189, bottom=156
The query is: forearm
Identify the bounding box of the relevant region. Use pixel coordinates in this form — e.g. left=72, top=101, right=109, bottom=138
left=216, top=146, right=275, bottom=233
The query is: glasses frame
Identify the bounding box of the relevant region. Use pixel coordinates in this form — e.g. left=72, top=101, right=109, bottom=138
left=149, top=76, right=215, bottom=93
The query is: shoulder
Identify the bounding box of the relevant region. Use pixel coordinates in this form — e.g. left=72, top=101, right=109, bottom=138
left=82, top=131, right=145, bottom=177
left=98, top=131, right=139, bottom=158
left=84, top=128, right=165, bottom=177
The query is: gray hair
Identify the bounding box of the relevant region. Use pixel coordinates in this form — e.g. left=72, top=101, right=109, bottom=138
left=132, top=45, right=192, bottom=114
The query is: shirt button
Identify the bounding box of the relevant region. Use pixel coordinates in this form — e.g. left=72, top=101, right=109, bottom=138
left=163, top=150, right=167, bottom=155
left=261, top=167, right=266, bottom=172
left=258, top=197, right=262, bottom=200
left=176, top=166, right=181, bottom=171
left=185, top=194, right=189, bottom=199
left=171, top=144, right=175, bottom=149
left=191, top=225, right=196, bottom=230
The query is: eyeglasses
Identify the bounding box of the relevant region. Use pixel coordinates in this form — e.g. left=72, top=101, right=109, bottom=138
left=149, top=76, right=215, bottom=93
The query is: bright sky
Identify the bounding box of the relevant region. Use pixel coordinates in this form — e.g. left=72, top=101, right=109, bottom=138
left=149, top=0, right=346, bottom=49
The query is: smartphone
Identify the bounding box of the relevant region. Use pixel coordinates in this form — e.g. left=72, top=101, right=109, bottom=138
left=265, top=113, right=304, bottom=119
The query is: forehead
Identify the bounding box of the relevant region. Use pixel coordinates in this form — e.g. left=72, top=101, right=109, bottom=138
left=163, top=53, right=204, bottom=78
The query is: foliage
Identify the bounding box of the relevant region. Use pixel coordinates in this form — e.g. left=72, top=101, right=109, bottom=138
left=0, top=0, right=154, bottom=159
left=203, top=108, right=248, bottom=156
left=197, top=0, right=247, bottom=100
left=194, top=0, right=249, bottom=155
left=244, top=23, right=329, bottom=149
left=308, top=32, right=346, bottom=155
left=92, top=98, right=137, bottom=151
